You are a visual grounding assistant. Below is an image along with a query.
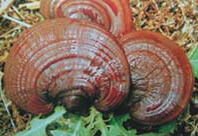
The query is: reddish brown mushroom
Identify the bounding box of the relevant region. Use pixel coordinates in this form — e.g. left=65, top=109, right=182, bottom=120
left=4, top=18, right=130, bottom=115
left=120, top=31, right=194, bottom=125
left=3, top=1, right=195, bottom=126
left=40, top=0, right=133, bottom=37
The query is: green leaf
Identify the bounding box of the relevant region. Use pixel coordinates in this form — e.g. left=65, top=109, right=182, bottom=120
left=50, top=130, right=72, bottom=136
left=82, top=107, right=109, bottom=136
left=158, top=120, right=176, bottom=133
left=139, top=132, right=168, bottom=136
left=62, top=115, right=88, bottom=136
left=138, top=120, right=177, bottom=136
left=14, top=107, right=137, bottom=136
left=189, top=45, right=198, bottom=78
left=15, top=106, right=66, bottom=136
left=108, top=114, right=136, bottom=136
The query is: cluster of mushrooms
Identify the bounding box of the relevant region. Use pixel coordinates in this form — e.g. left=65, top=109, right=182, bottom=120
left=4, top=0, right=194, bottom=126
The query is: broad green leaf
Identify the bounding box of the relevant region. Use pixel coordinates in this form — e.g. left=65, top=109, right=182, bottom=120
left=138, top=120, right=177, bottom=136
left=51, top=130, right=72, bottom=136
left=108, top=114, right=136, bottom=136
left=189, top=45, right=198, bottom=78
left=158, top=120, right=176, bottom=133
left=139, top=132, right=168, bottom=136
left=62, top=115, right=88, bottom=136
left=15, top=106, right=66, bottom=136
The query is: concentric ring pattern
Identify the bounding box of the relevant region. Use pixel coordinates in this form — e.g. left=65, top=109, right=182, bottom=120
left=4, top=18, right=130, bottom=114
left=40, top=0, right=133, bottom=37
left=120, top=31, right=194, bottom=125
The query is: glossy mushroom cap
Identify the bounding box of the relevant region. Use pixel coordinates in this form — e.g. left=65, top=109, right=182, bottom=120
left=4, top=18, right=130, bottom=115
left=40, top=0, right=133, bottom=37
left=120, top=31, right=194, bottom=125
